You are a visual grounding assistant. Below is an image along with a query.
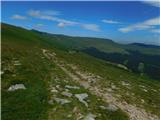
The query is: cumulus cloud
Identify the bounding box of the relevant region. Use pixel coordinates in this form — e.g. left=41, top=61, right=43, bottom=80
left=28, top=10, right=40, bottom=17
left=57, top=22, right=66, bottom=27
left=28, top=9, right=78, bottom=26
left=102, top=19, right=121, bottom=24
left=119, top=17, right=160, bottom=33
left=143, top=1, right=160, bottom=8
left=35, top=24, right=44, bottom=28
left=151, top=29, right=160, bottom=33
left=28, top=9, right=100, bottom=32
left=11, top=14, right=27, bottom=20
left=82, top=24, right=100, bottom=31
left=43, top=10, right=61, bottom=16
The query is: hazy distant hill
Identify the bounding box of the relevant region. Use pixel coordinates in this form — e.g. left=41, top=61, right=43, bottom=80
left=30, top=27, right=160, bottom=80
left=129, top=43, right=160, bottom=49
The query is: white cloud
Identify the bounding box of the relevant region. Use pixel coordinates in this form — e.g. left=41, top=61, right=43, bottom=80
left=151, top=29, right=160, bottom=33
left=119, top=17, right=160, bottom=33
left=35, top=24, right=44, bottom=27
left=28, top=9, right=100, bottom=32
left=143, top=1, right=160, bottom=8
left=82, top=24, right=100, bottom=31
left=102, top=19, right=120, bottom=24
left=144, top=17, right=160, bottom=26
left=43, top=10, right=61, bottom=16
left=11, top=14, right=27, bottom=20
left=57, top=22, right=66, bottom=27
left=28, top=10, right=60, bottom=16
left=28, top=9, right=78, bottom=26
left=28, top=10, right=40, bottom=17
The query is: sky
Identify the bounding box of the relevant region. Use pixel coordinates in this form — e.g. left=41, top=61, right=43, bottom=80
left=1, top=1, right=160, bottom=45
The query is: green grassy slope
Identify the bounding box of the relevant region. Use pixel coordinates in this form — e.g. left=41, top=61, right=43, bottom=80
left=1, top=23, right=160, bottom=120
left=1, top=23, right=129, bottom=120
left=32, top=29, right=160, bottom=80
left=33, top=29, right=160, bottom=55
left=57, top=51, right=160, bottom=117
left=1, top=23, right=53, bottom=120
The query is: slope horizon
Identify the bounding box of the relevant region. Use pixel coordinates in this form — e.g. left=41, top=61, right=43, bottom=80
left=2, top=22, right=160, bottom=47
left=2, top=1, right=160, bottom=46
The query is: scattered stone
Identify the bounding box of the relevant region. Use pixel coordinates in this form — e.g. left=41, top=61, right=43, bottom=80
left=51, top=52, right=56, bottom=56
left=139, top=85, right=145, bottom=88
left=75, top=93, right=88, bottom=107
left=68, top=50, right=76, bottom=54
left=117, top=64, right=128, bottom=70
left=151, top=89, right=157, bottom=92
left=111, top=84, right=116, bottom=89
left=84, top=113, right=96, bottom=120
left=61, top=91, right=72, bottom=97
left=106, top=104, right=118, bottom=112
left=100, top=104, right=118, bottom=112
left=54, top=97, right=71, bottom=105
left=51, top=87, right=58, bottom=93
left=106, top=88, right=113, bottom=92
left=8, top=84, right=26, bottom=91
left=73, top=106, right=78, bottom=113
left=99, top=105, right=106, bottom=110
left=56, top=85, right=60, bottom=88
left=67, top=114, right=72, bottom=118
left=141, top=99, right=145, bottom=103
left=80, top=81, right=90, bottom=89
left=53, top=107, right=57, bottom=112
left=116, top=94, right=122, bottom=98
left=55, top=85, right=62, bottom=91
left=13, top=60, right=21, bottom=66
left=121, top=81, right=130, bottom=86
left=98, top=113, right=102, bottom=117
left=65, top=89, right=69, bottom=92
left=0, top=71, right=4, bottom=75
left=77, top=113, right=84, bottom=120
left=126, top=92, right=130, bottom=96
left=142, top=89, right=148, bottom=92
left=63, top=79, right=69, bottom=83
left=48, top=99, right=54, bottom=105
left=65, top=85, right=80, bottom=89
left=12, top=74, right=16, bottom=77
left=69, top=64, right=77, bottom=70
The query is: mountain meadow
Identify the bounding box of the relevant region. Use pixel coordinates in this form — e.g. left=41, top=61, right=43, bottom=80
left=1, top=23, right=160, bottom=120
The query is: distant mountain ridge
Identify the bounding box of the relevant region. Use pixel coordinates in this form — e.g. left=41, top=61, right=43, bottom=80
left=31, top=28, right=160, bottom=48
left=129, top=43, right=160, bottom=48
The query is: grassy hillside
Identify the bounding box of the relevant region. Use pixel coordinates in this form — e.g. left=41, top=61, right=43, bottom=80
left=32, top=29, right=160, bottom=80
left=1, top=23, right=160, bottom=120
left=33, top=29, right=160, bottom=55
left=1, top=23, right=128, bottom=120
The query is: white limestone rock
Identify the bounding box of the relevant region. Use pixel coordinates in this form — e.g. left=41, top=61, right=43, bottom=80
left=8, top=84, right=26, bottom=91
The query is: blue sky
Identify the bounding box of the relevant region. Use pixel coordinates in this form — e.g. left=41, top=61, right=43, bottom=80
left=1, top=1, right=160, bottom=45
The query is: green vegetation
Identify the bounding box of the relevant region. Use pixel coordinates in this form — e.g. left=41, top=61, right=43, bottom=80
left=57, top=51, right=160, bottom=116
left=33, top=29, right=160, bottom=80
left=1, top=23, right=160, bottom=120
